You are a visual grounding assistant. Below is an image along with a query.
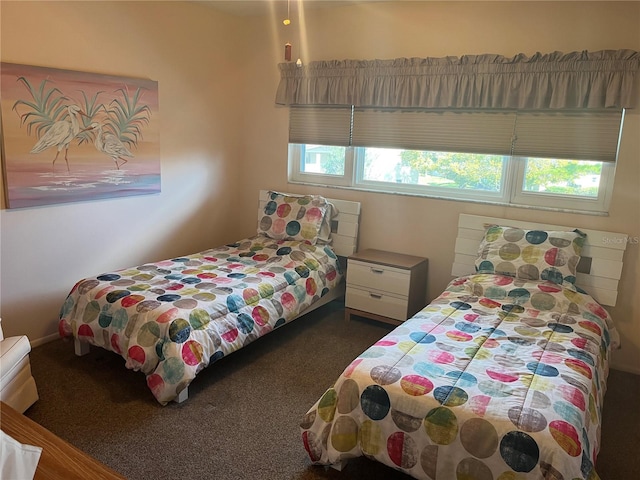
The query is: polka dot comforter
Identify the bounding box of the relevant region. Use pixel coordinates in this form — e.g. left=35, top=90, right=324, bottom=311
left=59, top=235, right=342, bottom=404
left=301, top=273, right=619, bottom=480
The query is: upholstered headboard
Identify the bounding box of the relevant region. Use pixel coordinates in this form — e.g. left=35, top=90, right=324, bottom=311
left=258, top=190, right=361, bottom=257
left=452, top=214, right=628, bottom=307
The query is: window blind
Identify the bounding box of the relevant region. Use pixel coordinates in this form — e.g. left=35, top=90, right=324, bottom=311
left=351, top=109, right=516, bottom=156
left=289, top=106, right=352, bottom=146
left=511, top=110, right=623, bottom=162
left=289, top=106, right=624, bottom=162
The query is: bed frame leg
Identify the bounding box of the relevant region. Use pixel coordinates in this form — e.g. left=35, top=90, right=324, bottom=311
left=74, top=338, right=90, bottom=356
left=330, top=460, right=349, bottom=471
left=174, top=387, right=189, bottom=403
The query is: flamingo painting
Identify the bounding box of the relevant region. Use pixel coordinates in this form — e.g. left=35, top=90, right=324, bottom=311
left=83, top=122, right=134, bottom=169
left=29, top=104, right=86, bottom=171
left=2, top=62, right=159, bottom=208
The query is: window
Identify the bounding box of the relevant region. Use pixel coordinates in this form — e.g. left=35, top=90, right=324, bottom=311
left=288, top=106, right=623, bottom=214
left=303, top=145, right=346, bottom=175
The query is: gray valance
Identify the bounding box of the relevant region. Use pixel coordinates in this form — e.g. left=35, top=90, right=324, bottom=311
left=276, top=50, right=640, bottom=109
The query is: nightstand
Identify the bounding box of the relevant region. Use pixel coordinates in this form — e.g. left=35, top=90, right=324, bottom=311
left=345, top=249, right=428, bottom=326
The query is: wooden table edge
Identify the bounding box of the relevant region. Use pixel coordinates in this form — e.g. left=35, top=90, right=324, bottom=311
left=1, top=401, right=126, bottom=480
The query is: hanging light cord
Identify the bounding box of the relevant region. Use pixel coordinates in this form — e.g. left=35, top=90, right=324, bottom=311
left=283, top=0, right=291, bottom=25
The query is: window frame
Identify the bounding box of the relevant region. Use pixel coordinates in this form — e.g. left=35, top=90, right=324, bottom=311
left=353, top=147, right=512, bottom=203
left=288, top=144, right=617, bottom=214
left=510, top=157, right=616, bottom=213
left=287, top=106, right=623, bottom=215
left=289, top=144, right=354, bottom=187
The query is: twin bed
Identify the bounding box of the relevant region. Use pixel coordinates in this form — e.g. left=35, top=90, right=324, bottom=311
left=301, top=214, right=627, bottom=480
left=58, top=190, right=361, bottom=404
left=58, top=194, right=626, bottom=479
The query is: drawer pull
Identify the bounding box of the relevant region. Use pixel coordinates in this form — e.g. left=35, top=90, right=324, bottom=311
left=371, top=268, right=384, bottom=274
left=370, top=293, right=383, bottom=299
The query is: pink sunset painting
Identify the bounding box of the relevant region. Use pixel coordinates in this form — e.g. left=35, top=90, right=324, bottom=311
left=1, top=63, right=160, bottom=208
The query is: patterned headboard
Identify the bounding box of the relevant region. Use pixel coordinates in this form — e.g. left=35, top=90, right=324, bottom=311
left=452, top=214, right=628, bottom=307
left=258, top=190, right=361, bottom=257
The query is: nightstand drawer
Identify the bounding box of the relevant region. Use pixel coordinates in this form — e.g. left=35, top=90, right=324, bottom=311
left=346, top=286, right=409, bottom=321
left=347, top=260, right=410, bottom=296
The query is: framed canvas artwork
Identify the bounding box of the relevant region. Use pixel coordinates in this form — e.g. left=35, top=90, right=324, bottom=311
left=0, top=63, right=160, bottom=208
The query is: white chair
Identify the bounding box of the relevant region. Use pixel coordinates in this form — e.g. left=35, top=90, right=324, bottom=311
left=0, top=318, right=39, bottom=413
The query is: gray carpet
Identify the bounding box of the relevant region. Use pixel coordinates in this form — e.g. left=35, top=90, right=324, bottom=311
left=24, top=300, right=640, bottom=479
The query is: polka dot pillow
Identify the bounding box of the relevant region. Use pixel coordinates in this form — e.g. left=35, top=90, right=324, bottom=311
left=475, top=225, right=586, bottom=285
left=258, top=191, right=328, bottom=244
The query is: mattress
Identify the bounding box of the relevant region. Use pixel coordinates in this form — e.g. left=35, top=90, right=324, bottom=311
left=59, top=235, right=342, bottom=404
left=301, top=273, right=619, bottom=479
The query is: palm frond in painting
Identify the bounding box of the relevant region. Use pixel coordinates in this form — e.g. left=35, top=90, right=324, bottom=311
left=106, top=86, right=151, bottom=149
left=12, top=77, right=66, bottom=138
left=75, top=90, right=106, bottom=145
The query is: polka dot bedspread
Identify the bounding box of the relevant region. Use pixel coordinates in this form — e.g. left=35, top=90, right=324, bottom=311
left=301, top=273, right=619, bottom=480
left=59, top=235, right=342, bottom=404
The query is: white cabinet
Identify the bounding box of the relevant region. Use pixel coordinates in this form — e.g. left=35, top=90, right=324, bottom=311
left=345, top=249, right=428, bottom=325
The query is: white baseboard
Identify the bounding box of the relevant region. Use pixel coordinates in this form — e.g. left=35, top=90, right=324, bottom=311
left=30, top=332, right=61, bottom=349
left=610, top=364, right=640, bottom=376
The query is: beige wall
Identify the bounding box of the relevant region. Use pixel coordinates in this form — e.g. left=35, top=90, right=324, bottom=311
left=1, top=1, right=639, bottom=374
left=238, top=1, right=640, bottom=373
left=0, top=1, right=247, bottom=339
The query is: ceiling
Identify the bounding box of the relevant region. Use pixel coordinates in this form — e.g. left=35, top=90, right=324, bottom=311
left=199, top=1, right=592, bottom=16
left=199, top=0, right=384, bottom=17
